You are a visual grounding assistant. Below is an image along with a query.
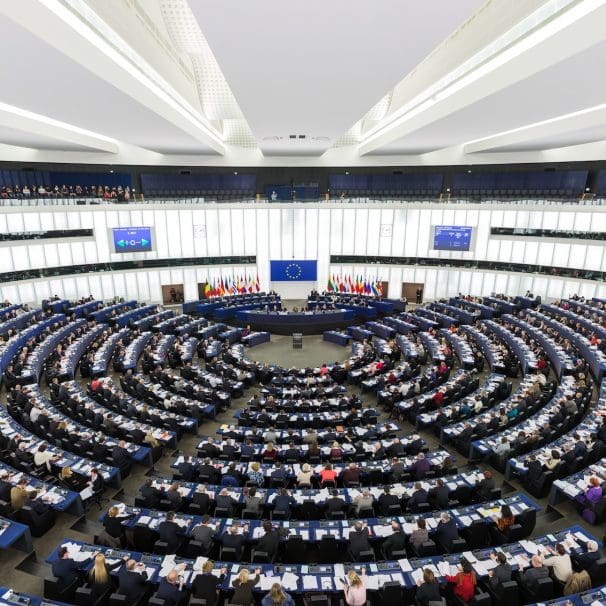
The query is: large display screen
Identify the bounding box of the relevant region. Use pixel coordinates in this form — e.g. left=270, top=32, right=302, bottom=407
left=112, top=227, right=152, bottom=253
left=433, top=226, right=473, bottom=251
left=270, top=260, right=318, bottom=281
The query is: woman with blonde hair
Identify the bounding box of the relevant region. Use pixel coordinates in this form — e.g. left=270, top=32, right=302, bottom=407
left=144, top=429, right=160, bottom=448
left=343, top=568, right=366, bottom=606
left=88, top=552, right=124, bottom=598
left=232, top=567, right=262, bottom=605
left=103, top=505, right=132, bottom=547
left=262, top=582, right=295, bottom=606
left=60, top=466, right=84, bottom=491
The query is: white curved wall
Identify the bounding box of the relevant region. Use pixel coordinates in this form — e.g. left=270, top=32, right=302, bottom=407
left=0, top=201, right=605, bottom=303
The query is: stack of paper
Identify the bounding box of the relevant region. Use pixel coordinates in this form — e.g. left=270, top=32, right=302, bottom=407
left=302, top=576, right=318, bottom=590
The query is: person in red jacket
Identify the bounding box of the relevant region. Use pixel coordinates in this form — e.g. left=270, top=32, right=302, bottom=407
left=445, top=559, right=477, bottom=603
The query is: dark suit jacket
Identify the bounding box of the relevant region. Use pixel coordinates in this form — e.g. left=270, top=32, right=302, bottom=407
left=155, top=579, right=183, bottom=606
left=408, top=489, right=429, bottom=510
left=382, top=530, right=406, bottom=557
left=159, top=520, right=181, bottom=551
left=415, top=581, right=441, bottom=606
left=221, top=531, right=247, bottom=558
left=378, top=494, right=399, bottom=515
left=326, top=497, right=346, bottom=513
left=191, top=572, right=225, bottom=604
left=489, top=563, right=512, bottom=591
left=141, top=484, right=161, bottom=507
left=112, top=446, right=130, bottom=467
left=429, top=485, right=449, bottom=509
left=349, top=528, right=371, bottom=558
left=52, top=557, right=85, bottom=589
left=118, top=568, right=148, bottom=600
left=522, top=566, right=549, bottom=593
left=434, top=519, right=459, bottom=550
left=257, top=529, right=280, bottom=557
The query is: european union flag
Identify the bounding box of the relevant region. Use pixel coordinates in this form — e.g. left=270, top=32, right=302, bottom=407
left=270, top=260, right=317, bottom=281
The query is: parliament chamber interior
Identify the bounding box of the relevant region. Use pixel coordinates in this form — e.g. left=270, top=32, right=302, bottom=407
left=1, top=1, right=606, bottom=606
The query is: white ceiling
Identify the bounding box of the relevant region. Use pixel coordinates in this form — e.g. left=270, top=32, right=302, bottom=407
left=0, top=14, right=218, bottom=156
left=190, top=0, right=484, bottom=155
left=373, top=38, right=606, bottom=154
left=0, top=0, right=603, bottom=167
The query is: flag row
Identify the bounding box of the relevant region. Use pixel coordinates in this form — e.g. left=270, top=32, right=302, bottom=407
left=205, top=275, right=260, bottom=297
left=326, top=274, right=382, bottom=295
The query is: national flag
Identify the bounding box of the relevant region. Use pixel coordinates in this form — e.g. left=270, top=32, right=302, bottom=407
left=371, top=280, right=379, bottom=296
left=338, top=275, right=345, bottom=292
left=204, top=281, right=211, bottom=297
left=327, top=275, right=334, bottom=292
left=255, top=275, right=260, bottom=292
left=220, top=277, right=225, bottom=296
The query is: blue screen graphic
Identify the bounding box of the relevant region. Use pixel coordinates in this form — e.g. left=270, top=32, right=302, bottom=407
left=112, top=227, right=152, bottom=253
left=270, top=260, right=318, bottom=281
left=433, top=226, right=473, bottom=251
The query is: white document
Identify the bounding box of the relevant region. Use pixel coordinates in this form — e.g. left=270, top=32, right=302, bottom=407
left=80, top=486, right=93, bottom=501
left=364, top=576, right=379, bottom=590
left=281, top=572, right=299, bottom=590
left=259, top=576, right=274, bottom=591
left=398, top=559, right=412, bottom=572
left=302, top=576, right=318, bottom=590
left=462, top=551, right=477, bottom=563
left=411, top=568, right=424, bottom=585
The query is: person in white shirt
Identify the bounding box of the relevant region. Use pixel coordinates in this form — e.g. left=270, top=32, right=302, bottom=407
left=494, top=437, right=510, bottom=457
left=34, top=444, right=56, bottom=472
left=543, top=543, right=573, bottom=583
left=30, top=406, right=41, bottom=423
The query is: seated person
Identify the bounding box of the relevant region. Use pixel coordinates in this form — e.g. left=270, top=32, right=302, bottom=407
left=409, top=518, right=429, bottom=552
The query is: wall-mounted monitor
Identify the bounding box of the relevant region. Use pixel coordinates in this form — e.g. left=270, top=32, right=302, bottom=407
left=112, top=227, right=152, bottom=253
left=432, top=226, right=473, bottom=251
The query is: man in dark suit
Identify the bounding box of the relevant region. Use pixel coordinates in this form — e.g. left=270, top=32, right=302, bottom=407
left=112, top=440, right=131, bottom=470
left=156, top=569, right=184, bottom=606
left=220, top=524, right=249, bottom=559
left=488, top=552, right=512, bottom=595
left=52, top=546, right=94, bottom=590
left=475, top=470, right=496, bottom=500
left=521, top=555, right=550, bottom=594
left=272, top=488, right=296, bottom=516
left=283, top=442, right=300, bottom=461
left=256, top=520, right=280, bottom=559
left=177, top=456, right=196, bottom=482
left=525, top=455, right=543, bottom=483
left=381, top=521, right=406, bottom=558
left=141, top=479, right=161, bottom=508
left=89, top=469, right=104, bottom=493
left=118, top=559, right=148, bottom=600
left=192, top=515, right=215, bottom=553
left=410, top=453, right=431, bottom=480
left=378, top=486, right=400, bottom=516
left=0, top=471, right=12, bottom=502
left=434, top=512, right=459, bottom=551
left=158, top=511, right=182, bottom=553
left=428, top=478, right=449, bottom=509
left=325, top=490, right=346, bottom=516
left=348, top=521, right=373, bottom=560
left=215, top=488, right=238, bottom=515
left=221, top=439, right=238, bottom=460
left=407, top=483, right=429, bottom=512
left=200, top=438, right=220, bottom=459
left=570, top=535, right=601, bottom=570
